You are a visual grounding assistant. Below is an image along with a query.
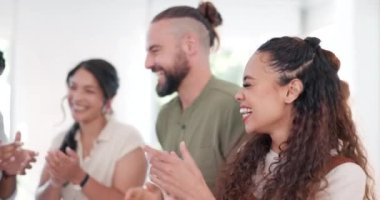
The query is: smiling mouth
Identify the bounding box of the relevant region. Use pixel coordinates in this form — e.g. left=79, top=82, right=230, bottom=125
left=71, top=104, right=87, bottom=112
left=240, top=107, right=252, bottom=122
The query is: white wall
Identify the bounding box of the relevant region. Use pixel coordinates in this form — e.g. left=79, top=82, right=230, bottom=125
left=304, top=0, right=380, bottom=193
left=0, top=0, right=15, bottom=138
left=352, top=0, right=380, bottom=193
left=10, top=0, right=153, bottom=197
left=2, top=0, right=378, bottom=198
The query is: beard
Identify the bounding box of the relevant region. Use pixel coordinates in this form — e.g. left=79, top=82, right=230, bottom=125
left=152, top=51, right=190, bottom=97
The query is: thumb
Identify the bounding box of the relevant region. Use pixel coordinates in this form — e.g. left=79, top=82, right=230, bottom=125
left=15, top=131, right=21, bottom=142
left=65, top=147, right=78, bottom=159
left=146, top=182, right=160, bottom=192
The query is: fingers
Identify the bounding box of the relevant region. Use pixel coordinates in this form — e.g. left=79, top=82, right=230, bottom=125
left=46, top=151, right=61, bottom=171
left=179, top=141, right=202, bottom=177
left=0, top=142, right=23, bottom=161
left=125, top=188, right=144, bottom=200
left=14, top=131, right=21, bottom=142
left=145, top=182, right=160, bottom=193
left=65, top=147, right=78, bottom=161
left=179, top=142, right=194, bottom=164
left=143, top=145, right=164, bottom=162
left=150, top=174, right=185, bottom=199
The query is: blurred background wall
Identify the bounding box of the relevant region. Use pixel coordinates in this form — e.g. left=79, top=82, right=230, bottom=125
left=0, top=0, right=378, bottom=198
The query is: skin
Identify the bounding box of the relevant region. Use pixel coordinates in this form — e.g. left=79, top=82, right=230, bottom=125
left=124, top=17, right=216, bottom=200
left=0, top=132, right=38, bottom=198
left=145, top=18, right=212, bottom=110
left=235, top=52, right=302, bottom=152
left=36, top=68, right=147, bottom=200
left=129, top=52, right=304, bottom=200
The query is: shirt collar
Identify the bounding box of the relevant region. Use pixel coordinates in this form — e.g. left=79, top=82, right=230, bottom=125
left=74, top=117, right=115, bottom=143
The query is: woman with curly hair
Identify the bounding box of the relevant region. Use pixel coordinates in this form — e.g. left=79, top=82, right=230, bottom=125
left=139, top=36, right=375, bottom=200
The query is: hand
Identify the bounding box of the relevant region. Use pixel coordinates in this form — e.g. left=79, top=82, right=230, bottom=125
left=0, top=131, right=23, bottom=165
left=0, top=132, right=38, bottom=175
left=45, top=147, right=86, bottom=186
left=145, top=142, right=214, bottom=200
left=125, top=182, right=163, bottom=200
left=1, top=149, right=38, bottom=176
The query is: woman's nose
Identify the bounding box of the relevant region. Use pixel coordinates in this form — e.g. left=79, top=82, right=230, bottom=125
left=235, top=89, right=244, bottom=102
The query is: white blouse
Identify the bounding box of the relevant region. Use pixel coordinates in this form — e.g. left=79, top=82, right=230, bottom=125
left=50, top=118, right=144, bottom=200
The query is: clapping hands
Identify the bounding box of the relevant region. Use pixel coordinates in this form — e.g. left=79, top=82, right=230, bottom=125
left=0, top=132, right=38, bottom=176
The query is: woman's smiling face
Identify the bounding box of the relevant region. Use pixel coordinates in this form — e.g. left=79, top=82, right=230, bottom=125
left=235, top=52, right=292, bottom=135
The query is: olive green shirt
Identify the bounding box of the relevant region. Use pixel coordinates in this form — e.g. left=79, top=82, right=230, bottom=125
left=156, top=76, right=246, bottom=191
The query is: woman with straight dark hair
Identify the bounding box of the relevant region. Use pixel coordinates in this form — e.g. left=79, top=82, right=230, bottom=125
left=134, top=37, right=375, bottom=200
left=37, top=59, right=147, bottom=200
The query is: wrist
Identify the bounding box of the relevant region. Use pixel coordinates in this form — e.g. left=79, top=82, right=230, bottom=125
left=2, top=170, right=17, bottom=179
left=79, top=173, right=90, bottom=188
left=49, top=178, right=66, bottom=188
left=72, top=170, right=86, bottom=185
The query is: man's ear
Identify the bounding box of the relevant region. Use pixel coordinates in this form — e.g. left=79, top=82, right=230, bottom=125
left=284, top=79, right=303, bottom=104
left=181, top=34, right=197, bottom=56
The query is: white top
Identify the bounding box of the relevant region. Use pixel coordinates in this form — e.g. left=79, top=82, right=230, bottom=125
left=253, top=150, right=367, bottom=200
left=50, top=118, right=144, bottom=200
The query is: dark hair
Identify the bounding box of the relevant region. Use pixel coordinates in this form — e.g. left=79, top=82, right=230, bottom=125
left=0, top=51, right=5, bottom=75
left=59, top=59, right=119, bottom=152
left=216, top=37, right=374, bottom=199
left=152, top=1, right=222, bottom=48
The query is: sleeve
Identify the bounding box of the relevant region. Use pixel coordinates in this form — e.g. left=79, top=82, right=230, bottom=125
left=0, top=114, right=17, bottom=199
left=317, top=162, right=367, bottom=200
left=0, top=112, right=8, bottom=143
left=0, top=113, right=6, bottom=181
left=155, top=107, right=167, bottom=146
left=218, top=99, right=246, bottom=159
left=116, top=125, right=144, bottom=161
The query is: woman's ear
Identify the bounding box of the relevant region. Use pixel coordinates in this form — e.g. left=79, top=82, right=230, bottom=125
left=103, top=98, right=113, bottom=114
left=284, top=79, right=303, bottom=104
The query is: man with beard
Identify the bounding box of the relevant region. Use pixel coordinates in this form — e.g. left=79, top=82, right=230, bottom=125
left=144, top=1, right=245, bottom=193
left=0, top=50, right=38, bottom=199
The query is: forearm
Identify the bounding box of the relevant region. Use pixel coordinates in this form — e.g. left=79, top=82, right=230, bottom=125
left=35, top=179, right=62, bottom=200
left=0, top=174, right=16, bottom=199
left=81, top=176, right=124, bottom=200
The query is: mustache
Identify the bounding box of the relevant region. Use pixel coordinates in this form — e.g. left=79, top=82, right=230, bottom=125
left=151, top=65, right=164, bottom=73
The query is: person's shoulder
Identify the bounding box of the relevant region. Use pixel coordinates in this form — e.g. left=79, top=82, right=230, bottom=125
left=109, top=119, right=140, bottom=136
left=326, top=162, right=366, bottom=182
left=320, top=162, right=366, bottom=199
left=107, top=119, right=145, bottom=157
left=205, top=78, right=240, bottom=108
left=208, top=77, right=240, bottom=98
left=107, top=119, right=143, bottom=142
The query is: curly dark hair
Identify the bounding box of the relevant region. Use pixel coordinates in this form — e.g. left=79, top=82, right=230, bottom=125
left=215, top=36, right=375, bottom=200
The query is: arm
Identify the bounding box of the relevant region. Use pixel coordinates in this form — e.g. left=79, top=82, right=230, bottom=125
left=82, top=147, right=147, bottom=200
left=0, top=142, right=20, bottom=199
left=0, top=174, right=16, bottom=199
